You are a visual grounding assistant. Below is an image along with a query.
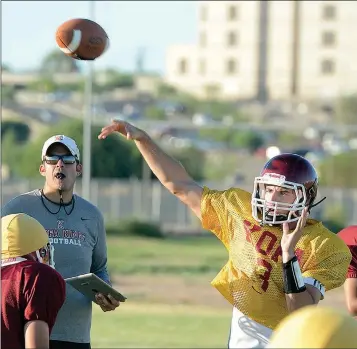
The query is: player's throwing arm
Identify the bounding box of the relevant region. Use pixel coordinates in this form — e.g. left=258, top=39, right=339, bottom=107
left=98, top=120, right=204, bottom=219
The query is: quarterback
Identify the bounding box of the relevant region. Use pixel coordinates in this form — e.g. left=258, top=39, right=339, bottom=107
left=99, top=120, right=352, bottom=348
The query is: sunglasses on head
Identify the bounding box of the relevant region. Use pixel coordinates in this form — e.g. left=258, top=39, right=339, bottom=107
left=44, top=155, right=76, bottom=165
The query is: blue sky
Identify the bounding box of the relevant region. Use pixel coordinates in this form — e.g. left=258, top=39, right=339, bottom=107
left=2, top=1, right=197, bottom=74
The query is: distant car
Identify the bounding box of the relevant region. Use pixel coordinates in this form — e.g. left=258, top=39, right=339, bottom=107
left=39, top=109, right=54, bottom=123
left=192, top=113, right=213, bottom=126
left=46, top=91, right=70, bottom=102
left=156, top=101, right=187, bottom=116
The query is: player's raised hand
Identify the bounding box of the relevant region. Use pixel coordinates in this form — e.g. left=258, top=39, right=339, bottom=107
left=281, top=207, right=309, bottom=259
left=98, top=119, right=146, bottom=141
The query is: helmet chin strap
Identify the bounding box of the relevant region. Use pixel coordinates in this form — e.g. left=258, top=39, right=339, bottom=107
left=308, top=196, right=327, bottom=212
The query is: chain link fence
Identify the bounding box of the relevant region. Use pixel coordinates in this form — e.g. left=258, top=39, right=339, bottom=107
left=2, top=178, right=357, bottom=232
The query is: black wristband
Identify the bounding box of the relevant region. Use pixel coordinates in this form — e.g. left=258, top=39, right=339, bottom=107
left=283, top=255, right=307, bottom=294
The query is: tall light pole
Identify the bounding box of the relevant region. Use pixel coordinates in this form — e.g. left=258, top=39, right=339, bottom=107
left=82, top=1, right=95, bottom=201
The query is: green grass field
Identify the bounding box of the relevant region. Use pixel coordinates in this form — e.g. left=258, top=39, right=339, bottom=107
left=91, top=303, right=230, bottom=348
left=91, top=235, right=232, bottom=348
left=90, top=234, right=346, bottom=347
left=106, top=234, right=227, bottom=277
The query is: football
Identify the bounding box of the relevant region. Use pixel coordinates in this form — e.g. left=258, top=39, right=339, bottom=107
left=55, top=18, right=109, bottom=60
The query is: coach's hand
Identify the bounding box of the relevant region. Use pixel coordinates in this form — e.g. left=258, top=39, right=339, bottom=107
left=95, top=293, right=120, bottom=312
left=98, top=119, right=146, bottom=141
left=281, top=207, right=309, bottom=263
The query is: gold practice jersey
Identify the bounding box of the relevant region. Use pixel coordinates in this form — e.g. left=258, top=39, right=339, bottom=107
left=201, top=187, right=351, bottom=329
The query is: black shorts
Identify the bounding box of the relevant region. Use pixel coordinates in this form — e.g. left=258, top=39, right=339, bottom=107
left=50, top=340, right=91, bottom=349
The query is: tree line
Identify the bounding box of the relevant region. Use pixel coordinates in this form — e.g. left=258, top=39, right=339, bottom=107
left=2, top=118, right=357, bottom=189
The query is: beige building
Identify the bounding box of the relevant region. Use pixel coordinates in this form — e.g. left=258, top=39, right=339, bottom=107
left=165, top=1, right=357, bottom=102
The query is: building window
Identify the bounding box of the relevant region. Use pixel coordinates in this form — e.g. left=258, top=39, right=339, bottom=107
left=199, top=59, right=206, bottom=75
left=179, top=59, right=188, bottom=75
left=199, top=32, right=207, bottom=47
left=227, top=31, right=238, bottom=47
left=227, top=5, right=238, bottom=21
left=321, top=59, right=335, bottom=75
left=322, top=4, right=336, bottom=20
left=201, top=6, right=207, bottom=21
left=226, top=59, right=237, bottom=75
left=322, top=31, right=336, bottom=47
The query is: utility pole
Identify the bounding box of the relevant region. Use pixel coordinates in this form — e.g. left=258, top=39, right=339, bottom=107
left=82, top=0, right=95, bottom=201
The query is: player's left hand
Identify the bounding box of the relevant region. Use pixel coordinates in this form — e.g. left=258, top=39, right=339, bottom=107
left=95, top=293, right=120, bottom=312
left=281, top=207, right=309, bottom=261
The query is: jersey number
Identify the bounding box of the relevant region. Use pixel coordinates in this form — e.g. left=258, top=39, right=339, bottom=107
left=244, top=220, right=303, bottom=292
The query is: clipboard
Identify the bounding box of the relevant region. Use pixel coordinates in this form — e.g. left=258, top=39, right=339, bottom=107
left=65, top=273, right=127, bottom=303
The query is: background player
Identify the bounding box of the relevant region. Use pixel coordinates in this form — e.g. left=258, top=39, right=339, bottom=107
left=338, top=225, right=357, bottom=317
left=98, top=119, right=351, bottom=348
left=1, top=213, right=66, bottom=349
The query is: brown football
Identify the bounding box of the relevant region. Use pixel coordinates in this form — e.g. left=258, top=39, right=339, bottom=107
left=56, top=18, right=109, bottom=60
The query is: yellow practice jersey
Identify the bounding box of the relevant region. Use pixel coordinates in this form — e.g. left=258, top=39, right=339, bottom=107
left=201, top=187, right=352, bottom=330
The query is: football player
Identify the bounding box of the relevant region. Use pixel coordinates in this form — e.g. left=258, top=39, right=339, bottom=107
left=338, top=225, right=357, bottom=317
left=267, top=305, right=357, bottom=348
left=98, top=120, right=352, bottom=348
left=1, top=213, right=66, bottom=349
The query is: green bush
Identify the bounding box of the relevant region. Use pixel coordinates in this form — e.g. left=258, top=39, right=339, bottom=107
left=335, top=94, right=357, bottom=125
left=170, top=146, right=205, bottom=181
left=28, top=76, right=58, bottom=93
left=157, top=83, right=178, bottom=96
left=322, top=203, right=346, bottom=234
left=2, top=85, right=16, bottom=102
left=319, top=151, right=357, bottom=188
left=199, top=129, right=232, bottom=145
left=145, top=106, right=166, bottom=120
left=5, top=118, right=144, bottom=179
left=106, top=219, right=165, bottom=239
left=230, top=130, right=264, bottom=153
left=1, top=121, right=30, bottom=143
left=100, top=73, right=134, bottom=91
left=323, top=220, right=345, bottom=234
left=199, top=129, right=264, bottom=152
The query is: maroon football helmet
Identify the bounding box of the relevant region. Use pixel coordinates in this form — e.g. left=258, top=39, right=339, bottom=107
left=251, top=153, right=319, bottom=225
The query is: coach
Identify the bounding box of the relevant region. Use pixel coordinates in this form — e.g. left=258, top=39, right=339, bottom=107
left=1, top=135, right=120, bottom=349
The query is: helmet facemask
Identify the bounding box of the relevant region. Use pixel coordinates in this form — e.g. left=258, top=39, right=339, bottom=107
left=251, top=173, right=308, bottom=225
left=35, top=243, right=55, bottom=268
